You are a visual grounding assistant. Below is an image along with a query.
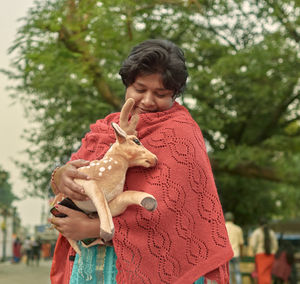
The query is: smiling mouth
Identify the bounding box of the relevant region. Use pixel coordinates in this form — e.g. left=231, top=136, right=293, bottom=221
left=137, top=107, right=155, bottom=113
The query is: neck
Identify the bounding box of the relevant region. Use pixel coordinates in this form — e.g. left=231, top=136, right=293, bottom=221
left=104, top=151, right=129, bottom=169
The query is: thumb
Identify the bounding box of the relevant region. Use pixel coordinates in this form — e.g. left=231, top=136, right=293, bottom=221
left=70, top=159, right=90, bottom=168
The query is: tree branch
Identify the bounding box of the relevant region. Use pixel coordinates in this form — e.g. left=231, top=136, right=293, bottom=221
left=58, top=1, right=121, bottom=109
left=252, top=89, right=300, bottom=144
left=210, top=158, right=286, bottom=183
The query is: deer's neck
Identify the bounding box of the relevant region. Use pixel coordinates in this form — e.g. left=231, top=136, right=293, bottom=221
left=103, top=152, right=129, bottom=171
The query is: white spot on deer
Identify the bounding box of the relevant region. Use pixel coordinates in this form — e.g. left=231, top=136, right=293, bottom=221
left=103, top=160, right=108, bottom=163
left=108, top=165, right=112, bottom=170
left=99, top=167, right=105, bottom=172
left=90, top=162, right=96, bottom=166
left=99, top=172, right=102, bottom=176
left=96, top=162, right=100, bottom=165
left=114, top=161, right=118, bottom=164
left=87, top=166, right=90, bottom=168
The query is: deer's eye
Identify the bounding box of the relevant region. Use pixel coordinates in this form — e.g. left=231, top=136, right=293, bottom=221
left=133, top=138, right=141, bottom=145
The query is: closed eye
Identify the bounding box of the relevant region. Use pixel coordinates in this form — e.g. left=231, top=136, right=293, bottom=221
left=134, top=87, right=145, bottom=93
left=133, top=138, right=141, bottom=145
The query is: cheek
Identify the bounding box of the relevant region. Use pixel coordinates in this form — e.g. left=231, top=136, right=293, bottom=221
left=159, top=98, right=174, bottom=111
left=125, top=88, right=139, bottom=101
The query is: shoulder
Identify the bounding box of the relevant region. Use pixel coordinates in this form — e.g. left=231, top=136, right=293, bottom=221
left=231, top=223, right=243, bottom=233
left=90, top=112, right=120, bottom=133
left=270, top=229, right=277, bottom=237
left=234, top=224, right=243, bottom=232
left=140, top=102, right=201, bottom=138
left=251, top=228, right=260, bottom=236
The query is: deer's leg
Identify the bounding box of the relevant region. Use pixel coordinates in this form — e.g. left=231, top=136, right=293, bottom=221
left=75, top=179, right=114, bottom=242
left=109, top=191, right=157, bottom=217
left=67, top=238, right=81, bottom=256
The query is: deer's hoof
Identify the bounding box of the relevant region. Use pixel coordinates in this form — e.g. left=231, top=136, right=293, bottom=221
left=141, top=197, right=157, bottom=211
left=100, top=229, right=114, bottom=242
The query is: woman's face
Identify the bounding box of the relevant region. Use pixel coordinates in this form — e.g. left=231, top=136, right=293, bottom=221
left=125, top=73, right=174, bottom=114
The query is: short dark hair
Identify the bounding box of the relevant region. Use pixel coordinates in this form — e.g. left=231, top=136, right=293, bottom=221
left=225, top=212, right=234, bottom=221
left=119, top=39, right=188, bottom=98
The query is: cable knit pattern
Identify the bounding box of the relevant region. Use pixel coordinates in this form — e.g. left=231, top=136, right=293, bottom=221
left=69, top=102, right=232, bottom=283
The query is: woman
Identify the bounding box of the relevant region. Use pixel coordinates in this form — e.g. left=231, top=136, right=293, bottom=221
left=50, top=39, right=233, bottom=283
left=249, top=218, right=278, bottom=284
left=272, top=241, right=295, bottom=284
left=12, top=237, right=22, bottom=263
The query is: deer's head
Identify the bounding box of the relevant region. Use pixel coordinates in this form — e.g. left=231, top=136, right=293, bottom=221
left=111, top=122, right=157, bottom=168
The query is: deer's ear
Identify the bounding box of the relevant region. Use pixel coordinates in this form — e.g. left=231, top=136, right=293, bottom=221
left=112, top=122, right=127, bottom=143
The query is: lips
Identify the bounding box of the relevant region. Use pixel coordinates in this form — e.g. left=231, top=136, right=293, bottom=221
left=136, top=107, right=155, bottom=114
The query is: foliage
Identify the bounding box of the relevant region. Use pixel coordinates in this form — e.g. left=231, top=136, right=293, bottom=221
left=0, top=168, right=19, bottom=209
left=2, top=0, right=300, bottom=224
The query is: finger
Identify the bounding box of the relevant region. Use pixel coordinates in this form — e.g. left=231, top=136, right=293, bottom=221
left=120, top=98, right=135, bottom=125
left=64, top=178, right=87, bottom=194
left=49, top=216, right=60, bottom=227
left=69, top=159, right=91, bottom=168
left=69, top=169, right=90, bottom=180
left=56, top=204, right=85, bottom=216
left=129, top=113, right=139, bottom=131
left=66, top=167, right=90, bottom=181
left=48, top=217, right=55, bottom=227
left=63, top=185, right=89, bottom=201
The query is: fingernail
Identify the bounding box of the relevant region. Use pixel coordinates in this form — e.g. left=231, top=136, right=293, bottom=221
left=55, top=205, right=59, bottom=208
left=81, top=189, right=85, bottom=193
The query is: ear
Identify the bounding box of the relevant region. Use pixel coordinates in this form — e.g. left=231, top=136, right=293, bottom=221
left=111, top=122, right=127, bottom=143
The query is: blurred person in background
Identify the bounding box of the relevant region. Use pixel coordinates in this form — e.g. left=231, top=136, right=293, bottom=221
left=12, top=237, right=22, bottom=263
left=272, top=241, right=295, bottom=284
left=249, top=218, right=278, bottom=284
left=31, top=237, right=42, bottom=266
left=225, top=212, right=244, bottom=284
left=22, top=236, right=32, bottom=266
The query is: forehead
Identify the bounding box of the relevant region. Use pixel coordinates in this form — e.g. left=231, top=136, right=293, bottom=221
left=134, top=73, right=169, bottom=91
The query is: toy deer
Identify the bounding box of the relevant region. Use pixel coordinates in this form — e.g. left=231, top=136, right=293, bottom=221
left=52, top=98, right=158, bottom=255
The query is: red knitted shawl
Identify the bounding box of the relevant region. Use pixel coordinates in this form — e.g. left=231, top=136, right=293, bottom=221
left=69, top=102, right=232, bottom=283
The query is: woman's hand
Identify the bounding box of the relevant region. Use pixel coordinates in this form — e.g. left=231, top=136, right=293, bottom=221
left=119, top=98, right=139, bottom=135
left=52, top=159, right=90, bottom=201
left=50, top=205, right=100, bottom=240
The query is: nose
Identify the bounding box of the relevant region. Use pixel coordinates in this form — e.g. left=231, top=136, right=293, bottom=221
left=152, top=155, right=158, bottom=166
left=141, top=91, right=155, bottom=107
left=146, top=154, right=158, bottom=167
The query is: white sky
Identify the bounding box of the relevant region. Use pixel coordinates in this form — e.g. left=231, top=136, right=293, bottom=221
left=0, top=0, right=48, bottom=230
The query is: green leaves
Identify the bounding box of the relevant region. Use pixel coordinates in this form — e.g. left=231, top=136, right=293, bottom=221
left=0, top=168, right=19, bottom=209
left=2, top=0, right=300, bottom=223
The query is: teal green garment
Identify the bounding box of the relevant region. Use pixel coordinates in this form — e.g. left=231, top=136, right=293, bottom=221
left=194, top=277, right=205, bottom=284
left=69, top=242, right=204, bottom=284
left=69, top=243, right=98, bottom=284
left=69, top=243, right=117, bottom=284
left=103, top=247, right=118, bottom=283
